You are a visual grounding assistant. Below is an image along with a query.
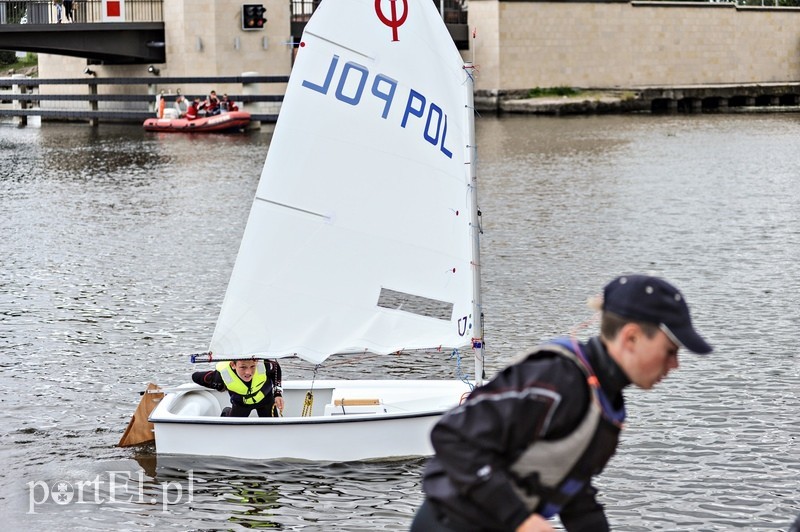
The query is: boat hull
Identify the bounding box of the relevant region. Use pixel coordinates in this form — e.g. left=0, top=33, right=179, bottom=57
left=143, top=111, right=251, bottom=133
left=149, top=379, right=472, bottom=461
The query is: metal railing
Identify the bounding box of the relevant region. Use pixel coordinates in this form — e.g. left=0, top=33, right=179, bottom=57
left=644, top=0, right=800, bottom=4
left=0, top=0, right=469, bottom=27
left=0, top=0, right=163, bottom=25
left=0, top=74, right=288, bottom=126
left=738, top=0, right=800, bottom=5
left=2, top=0, right=799, bottom=28
left=289, top=0, right=467, bottom=25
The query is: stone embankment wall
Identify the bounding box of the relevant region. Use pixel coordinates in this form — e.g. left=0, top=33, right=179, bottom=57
left=469, top=0, right=800, bottom=103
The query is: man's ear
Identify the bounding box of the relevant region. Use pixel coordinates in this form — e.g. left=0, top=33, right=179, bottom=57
left=618, top=322, right=641, bottom=350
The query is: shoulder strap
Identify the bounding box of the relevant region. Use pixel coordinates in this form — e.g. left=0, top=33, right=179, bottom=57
left=535, top=338, right=625, bottom=427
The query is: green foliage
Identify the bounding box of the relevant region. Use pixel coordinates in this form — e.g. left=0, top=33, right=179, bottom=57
left=0, top=50, right=16, bottom=65
left=527, top=86, right=581, bottom=98
left=0, top=52, right=38, bottom=73
left=5, top=1, right=28, bottom=24
left=20, top=52, right=37, bottom=66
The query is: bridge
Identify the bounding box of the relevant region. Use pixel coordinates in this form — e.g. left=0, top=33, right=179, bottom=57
left=0, top=0, right=467, bottom=65
left=0, top=0, right=165, bottom=63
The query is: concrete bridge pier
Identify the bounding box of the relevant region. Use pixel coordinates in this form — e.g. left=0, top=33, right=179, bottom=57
left=147, top=83, right=157, bottom=113
left=242, top=71, right=261, bottom=130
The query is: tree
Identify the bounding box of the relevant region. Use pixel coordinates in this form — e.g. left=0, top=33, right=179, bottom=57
left=0, top=50, right=17, bottom=65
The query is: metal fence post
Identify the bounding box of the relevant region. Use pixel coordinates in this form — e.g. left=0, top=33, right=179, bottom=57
left=89, top=80, right=98, bottom=126
left=12, top=73, right=27, bottom=127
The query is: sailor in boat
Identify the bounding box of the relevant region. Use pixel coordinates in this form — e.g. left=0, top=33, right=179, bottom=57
left=185, top=98, right=201, bottom=121
left=173, top=91, right=188, bottom=118
left=199, top=90, right=222, bottom=116
left=412, top=275, right=712, bottom=532
left=220, top=93, right=239, bottom=113
left=192, top=358, right=284, bottom=417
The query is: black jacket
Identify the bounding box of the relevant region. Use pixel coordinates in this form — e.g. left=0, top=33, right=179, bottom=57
left=191, top=359, right=283, bottom=406
left=421, top=337, right=629, bottom=531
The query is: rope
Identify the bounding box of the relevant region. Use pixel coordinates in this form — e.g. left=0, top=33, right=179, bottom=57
left=301, top=391, right=314, bottom=417
left=301, top=364, right=321, bottom=417
left=450, top=348, right=475, bottom=391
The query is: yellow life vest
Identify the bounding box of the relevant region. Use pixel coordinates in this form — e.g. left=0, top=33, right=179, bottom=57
left=216, top=360, right=270, bottom=404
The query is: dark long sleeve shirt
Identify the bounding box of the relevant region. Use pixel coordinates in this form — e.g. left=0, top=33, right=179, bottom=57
left=421, top=336, right=629, bottom=531
left=191, top=359, right=283, bottom=406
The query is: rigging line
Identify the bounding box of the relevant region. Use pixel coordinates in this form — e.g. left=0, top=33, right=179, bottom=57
left=302, top=364, right=321, bottom=417
left=463, top=66, right=477, bottom=84
left=450, top=348, right=474, bottom=390
left=322, top=352, right=380, bottom=367
left=302, top=30, right=374, bottom=60
left=255, top=196, right=330, bottom=220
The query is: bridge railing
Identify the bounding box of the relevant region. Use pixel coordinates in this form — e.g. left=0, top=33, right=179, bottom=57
left=1, top=0, right=465, bottom=26
left=0, top=74, right=288, bottom=126
left=289, top=0, right=467, bottom=24
left=0, top=0, right=163, bottom=25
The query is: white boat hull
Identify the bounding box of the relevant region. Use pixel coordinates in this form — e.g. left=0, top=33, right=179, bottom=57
left=150, top=379, right=472, bottom=461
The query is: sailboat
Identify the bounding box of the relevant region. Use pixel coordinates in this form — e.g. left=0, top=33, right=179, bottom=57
left=146, top=0, right=483, bottom=462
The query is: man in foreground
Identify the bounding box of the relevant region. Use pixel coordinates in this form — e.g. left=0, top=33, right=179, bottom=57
left=412, top=274, right=712, bottom=531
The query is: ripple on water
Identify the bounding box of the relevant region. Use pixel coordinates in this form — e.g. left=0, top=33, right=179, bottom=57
left=2, top=117, right=800, bottom=530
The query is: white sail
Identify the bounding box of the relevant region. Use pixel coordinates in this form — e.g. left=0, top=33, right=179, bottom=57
left=149, top=0, right=480, bottom=461
left=209, top=0, right=475, bottom=364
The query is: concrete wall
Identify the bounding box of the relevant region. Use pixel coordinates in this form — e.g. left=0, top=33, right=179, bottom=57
left=160, top=0, right=291, bottom=80
left=470, top=0, right=800, bottom=95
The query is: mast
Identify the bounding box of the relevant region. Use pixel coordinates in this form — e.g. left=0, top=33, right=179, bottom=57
left=465, top=60, right=484, bottom=387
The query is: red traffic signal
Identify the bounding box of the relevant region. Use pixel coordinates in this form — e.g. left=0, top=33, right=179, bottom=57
left=242, top=4, right=266, bottom=30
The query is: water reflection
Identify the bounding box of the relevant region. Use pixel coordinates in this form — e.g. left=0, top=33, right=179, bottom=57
left=132, top=454, right=426, bottom=530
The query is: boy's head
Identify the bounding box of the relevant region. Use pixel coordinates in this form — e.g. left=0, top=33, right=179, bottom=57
left=597, top=275, right=711, bottom=390
left=600, top=275, right=711, bottom=355
left=230, top=359, right=259, bottom=382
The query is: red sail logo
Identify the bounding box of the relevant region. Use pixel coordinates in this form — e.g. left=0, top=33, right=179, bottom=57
left=375, top=0, right=408, bottom=42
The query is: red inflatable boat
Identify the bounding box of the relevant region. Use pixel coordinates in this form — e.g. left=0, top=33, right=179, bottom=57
left=143, top=111, right=251, bottom=133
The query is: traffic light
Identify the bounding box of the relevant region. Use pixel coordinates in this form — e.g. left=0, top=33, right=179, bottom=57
left=242, top=4, right=266, bottom=30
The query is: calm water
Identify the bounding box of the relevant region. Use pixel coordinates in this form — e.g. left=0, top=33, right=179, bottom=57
left=1, top=113, right=799, bottom=530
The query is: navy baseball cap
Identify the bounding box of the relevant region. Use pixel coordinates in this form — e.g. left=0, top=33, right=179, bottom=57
left=603, top=275, right=712, bottom=354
